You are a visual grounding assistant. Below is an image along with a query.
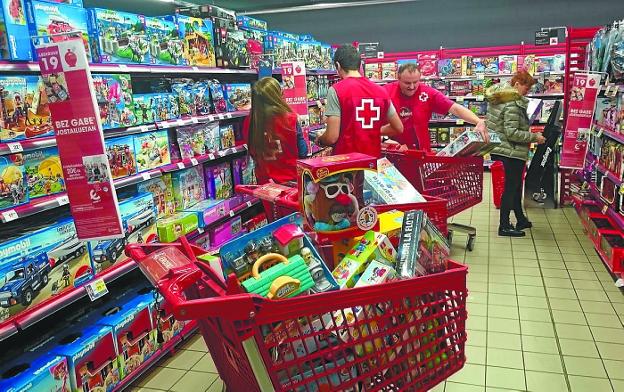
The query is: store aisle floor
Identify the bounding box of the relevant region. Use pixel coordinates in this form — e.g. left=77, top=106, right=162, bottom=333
left=131, top=175, right=624, bottom=392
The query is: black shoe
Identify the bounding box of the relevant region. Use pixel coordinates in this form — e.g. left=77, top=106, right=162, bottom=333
left=498, top=225, right=526, bottom=237
left=516, top=220, right=533, bottom=231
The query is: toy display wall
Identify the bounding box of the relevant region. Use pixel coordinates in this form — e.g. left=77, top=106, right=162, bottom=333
left=0, top=1, right=336, bottom=391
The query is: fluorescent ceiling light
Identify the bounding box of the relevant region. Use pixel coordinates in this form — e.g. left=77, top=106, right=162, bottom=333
left=240, top=0, right=421, bottom=15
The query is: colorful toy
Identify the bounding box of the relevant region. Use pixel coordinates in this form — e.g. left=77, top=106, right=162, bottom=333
left=104, top=136, right=136, bottom=179
left=88, top=8, right=149, bottom=64
left=0, top=154, right=27, bottom=211
left=364, top=157, right=426, bottom=205
left=93, top=74, right=135, bottom=129
left=208, top=80, right=227, bottom=114
left=144, top=17, right=185, bottom=66
left=200, top=122, right=220, bottom=152
left=0, top=0, right=32, bottom=60
left=156, top=212, right=199, bottom=243
left=27, top=0, right=90, bottom=60
left=209, top=215, right=243, bottom=249
left=449, top=80, right=471, bottom=96
left=176, top=125, right=205, bottom=159
left=354, top=260, right=396, bottom=288
left=242, top=253, right=314, bottom=299
left=22, top=146, right=65, bottom=198
left=0, top=76, right=28, bottom=142
left=498, top=55, right=518, bottom=74
left=519, top=54, right=536, bottom=75
left=214, top=18, right=250, bottom=69
left=132, top=94, right=155, bottom=124
left=437, top=130, right=501, bottom=157
left=273, top=223, right=305, bottom=257
left=219, top=124, right=235, bottom=149
left=364, top=63, right=381, bottom=80
left=163, top=14, right=216, bottom=67
left=171, top=165, right=205, bottom=210
left=232, top=155, right=256, bottom=186
left=224, top=83, right=251, bottom=111
left=0, top=351, right=69, bottom=392
left=204, top=161, right=233, bottom=200
left=137, top=173, right=175, bottom=218
left=133, top=130, right=171, bottom=172
left=417, top=53, right=438, bottom=77
left=381, top=62, right=397, bottom=80
left=22, top=76, right=53, bottom=139
left=241, top=26, right=267, bottom=70
left=437, top=58, right=462, bottom=77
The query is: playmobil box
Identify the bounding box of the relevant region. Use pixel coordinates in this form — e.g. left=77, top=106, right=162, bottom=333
left=24, top=75, right=53, bottom=139
left=137, top=173, right=175, bottom=219
left=176, top=125, right=206, bottom=159
left=26, top=0, right=91, bottom=60
left=204, top=161, right=233, bottom=200
left=298, top=153, right=378, bottom=240
left=364, top=157, right=427, bottom=205
left=181, top=198, right=230, bottom=228
left=144, top=16, right=185, bottom=66
left=232, top=155, right=256, bottom=186
left=214, top=19, right=250, bottom=69
left=176, top=4, right=236, bottom=20
left=436, top=130, right=500, bottom=157
left=133, top=130, right=171, bottom=172
left=236, top=15, right=267, bottom=31
left=88, top=8, right=149, bottom=64
left=156, top=211, right=199, bottom=243
left=93, top=74, right=135, bottom=130
left=224, top=83, right=251, bottom=111
left=163, top=14, right=216, bottom=67
left=0, top=154, right=28, bottom=211
left=152, top=293, right=186, bottom=344
left=132, top=94, right=155, bottom=125
left=22, top=146, right=65, bottom=198
left=96, top=294, right=158, bottom=380
left=171, top=165, right=205, bottom=210
left=0, top=0, right=33, bottom=60
left=0, top=351, right=69, bottom=392
left=219, top=124, right=235, bottom=149
left=0, top=76, right=28, bottom=142
left=104, top=136, right=137, bottom=180
left=51, top=323, right=120, bottom=392
left=88, top=193, right=157, bottom=273
left=209, top=215, right=243, bottom=249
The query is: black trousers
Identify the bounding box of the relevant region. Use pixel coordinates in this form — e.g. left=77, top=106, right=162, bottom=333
left=491, top=154, right=527, bottom=226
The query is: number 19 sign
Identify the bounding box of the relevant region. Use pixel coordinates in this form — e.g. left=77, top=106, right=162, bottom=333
left=36, top=39, right=124, bottom=240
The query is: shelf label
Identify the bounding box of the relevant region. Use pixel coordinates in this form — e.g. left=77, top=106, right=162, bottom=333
left=85, top=278, right=109, bottom=301
left=139, top=125, right=150, bottom=133
left=225, top=113, right=232, bottom=119
left=208, top=153, right=216, bottom=160
left=456, top=119, right=465, bottom=125
left=217, top=114, right=225, bottom=120
left=177, top=162, right=185, bottom=170
left=229, top=210, right=235, bottom=217
left=192, top=66, right=199, bottom=71
left=190, top=158, right=199, bottom=166
left=596, top=129, right=603, bottom=138
left=177, top=119, right=186, bottom=126
left=456, top=97, right=464, bottom=103
left=7, top=142, right=23, bottom=153
left=246, top=200, right=253, bottom=208
left=56, top=195, right=70, bottom=206
left=192, top=118, right=199, bottom=124
left=2, top=209, right=18, bottom=222
left=118, top=64, right=128, bottom=70
left=197, top=227, right=204, bottom=234
left=476, top=73, right=485, bottom=80
left=141, top=172, right=151, bottom=181
left=476, top=95, right=485, bottom=102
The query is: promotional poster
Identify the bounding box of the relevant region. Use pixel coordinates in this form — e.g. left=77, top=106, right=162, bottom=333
left=281, top=61, right=309, bottom=126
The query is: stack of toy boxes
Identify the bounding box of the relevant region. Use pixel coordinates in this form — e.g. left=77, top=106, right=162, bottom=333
left=144, top=16, right=185, bottom=66
left=92, top=74, right=135, bottom=130
left=26, top=0, right=91, bottom=60
left=0, top=153, right=28, bottom=212
left=0, top=349, right=70, bottom=392
left=22, top=146, right=66, bottom=198
left=0, top=0, right=33, bottom=60
left=0, top=75, right=53, bottom=142
left=237, top=15, right=268, bottom=70
left=0, top=218, right=93, bottom=323
left=162, top=14, right=216, bottom=67
left=88, top=8, right=149, bottom=64
left=132, top=93, right=179, bottom=124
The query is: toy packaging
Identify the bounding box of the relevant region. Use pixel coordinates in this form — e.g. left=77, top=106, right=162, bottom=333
left=22, top=146, right=66, bottom=198
left=468, top=101, right=488, bottom=116
left=0, top=218, right=93, bottom=323
left=156, top=211, right=199, bottom=243
left=89, top=193, right=157, bottom=273
left=88, top=8, right=149, bottom=64
left=364, top=157, right=427, bottom=205
left=518, top=54, right=536, bottom=75
left=437, top=58, right=462, bottom=77
left=381, top=62, right=397, bottom=79
left=132, top=94, right=155, bottom=124
left=461, top=55, right=472, bottom=76
left=144, top=17, right=185, bottom=66
left=24, top=75, right=53, bottom=139
left=105, top=136, right=137, bottom=179
left=299, top=153, right=378, bottom=238
left=0, top=0, right=32, bottom=60
left=236, top=15, right=267, bottom=31
left=364, top=63, right=381, bottom=80
left=209, top=215, right=243, bottom=249
left=200, top=122, right=220, bottom=152
left=232, top=155, right=256, bottom=186
left=219, top=124, right=235, bottom=149
left=137, top=173, right=175, bottom=218
left=498, top=55, right=518, bottom=74
left=27, top=1, right=91, bottom=60
left=204, top=161, right=233, bottom=200
left=208, top=80, right=227, bottom=114
left=0, top=154, right=27, bottom=211
left=215, top=19, right=250, bottom=69
left=241, top=26, right=267, bottom=70
left=449, top=80, right=471, bottom=97
left=182, top=198, right=231, bottom=228
left=417, top=53, right=438, bottom=77
left=0, top=351, right=69, bottom=392
left=0, top=76, right=28, bottom=142
left=176, top=125, right=206, bottom=159
left=471, top=79, right=485, bottom=96
left=337, top=230, right=397, bottom=285
left=224, top=83, right=252, bottom=111
left=93, top=74, right=135, bottom=130
left=437, top=130, right=501, bottom=157
left=171, top=165, right=205, bottom=210
left=354, top=260, right=396, bottom=288
left=133, top=130, right=171, bottom=172
left=164, top=14, right=216, bottom=67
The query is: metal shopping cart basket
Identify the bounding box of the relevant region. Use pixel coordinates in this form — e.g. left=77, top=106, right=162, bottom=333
left=126, top=238, right=468, bottom=392
left=382, top=147, right=484, bottom=251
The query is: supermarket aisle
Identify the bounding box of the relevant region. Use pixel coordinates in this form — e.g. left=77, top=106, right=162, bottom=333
left=131, top=174, right=624, bottom=392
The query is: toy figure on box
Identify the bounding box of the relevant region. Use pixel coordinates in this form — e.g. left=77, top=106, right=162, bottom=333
left=93, top=74, right=135, bottom=129
left=219, top=124, right=236, bottom=149
left=303, top=170, right=360, bottom=231
left=138, top=174, right=175, bottom=218
left=0, top=76, right=28, bottom=142
left=134, top=131, right=171, bottom=172
left=201, top=122, right=220, bottom=152
left=208, top=80, right=227, bottom=113
left=22, top=146, right=66, bottom=198
left=176, top=125, right=205, bottom=159
left=171, top=165, right=205, bottom=210
left=132, top=94, right=156, bottom=125
left=88, top=8, right=149, bottom=64
left=164, top=15, right=216, bottom=67
left=105, top=136, right=137, bottom=179
left=145, top=17, right=185, bottom=66
left=204, top=161, right=233, bottom=200
left=0, top=154, right=27, bottom=210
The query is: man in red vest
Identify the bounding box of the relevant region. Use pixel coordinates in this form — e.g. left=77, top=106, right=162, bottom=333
left=384, top=63, right=488, bottom=151
left=316, top=45, right=403, bottom=157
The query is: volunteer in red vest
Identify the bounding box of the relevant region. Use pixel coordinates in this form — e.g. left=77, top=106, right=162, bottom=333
left=384, top=63, right=489, bottom=151
left=316, top=45, right=403, bottom=157
left=243, top=77, right=308, bottom=184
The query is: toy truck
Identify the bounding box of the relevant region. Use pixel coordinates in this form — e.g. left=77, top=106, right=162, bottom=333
left=0, top=252, right=50, bottom=307
left=90, top=236, right=126, bottom=265
left=47, top=234, right=87, bottom=268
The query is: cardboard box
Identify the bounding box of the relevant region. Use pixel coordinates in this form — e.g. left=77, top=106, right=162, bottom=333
left=364, top=157, right=426, bottom=205
left=156, top=211, right=199, bottom=243
left=171, top=165, right=205, bottom=210
left=0, top=0, right=32, bottom=60
left=163, top=14, right=216, bottom=67
left=0, top=351, right=69, bottom=392
left=88, top=8, right=148, bottom=64
left=92, top=74, right=135, bottom=130
left=144, top=16, right=185, bottom=66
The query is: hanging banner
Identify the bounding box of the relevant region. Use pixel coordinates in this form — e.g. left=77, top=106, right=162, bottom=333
left=560, top=73, right=601, bottom=169
left=36, top=39, right=124, bottom=240
left=281, top=61, right=309, bottom=126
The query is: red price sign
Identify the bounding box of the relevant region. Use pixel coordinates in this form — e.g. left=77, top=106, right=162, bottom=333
left=37, top=46, right=63, bottom=73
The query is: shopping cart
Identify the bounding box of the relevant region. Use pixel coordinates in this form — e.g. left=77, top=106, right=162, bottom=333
left=382, top=147, right=484, bottom=251
left=126, top=237, right=468, bottom=392
left=491, top=161, right=505, bottom=209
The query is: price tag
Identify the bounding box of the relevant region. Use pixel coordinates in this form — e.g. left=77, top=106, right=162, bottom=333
left=192, top=118, right=199, bottom=124
left=141, top=172, right=151, bottom=181
left=229, top=210, right=235, bottom=217
left=456, top=97, right=464, bottom=103
left=217, top=114, right=225, bottom=120
left=597, top=129, right=604, bottom=138
left=208, top=153, right=216, bottom=160
left=190, top=158, right=199, bottom=166
left=177, top=119, right=186, bottom=126
left=476, top=95, right=484, bottom=102
left=476, top=73, right=485, bottom=80
left=6, top=142, right=23, bottom=153
left=177, top=162, right=185, bottom=170
left=602, top=205, right=609, bottom=215
left=456, top=119, right=465, bottom=125
left=2, top=209, right=18, bottom=222
left=246, top=200, right=253, bottom=208
left=225, top=113, right=232, bottom=119
left=85, top=278, right=109, bottom=301
left=605, top=85, right=612, bottom=96
left=140, top=125, right=150, bottom=133
left=118, top=64, right=128, bottom=70
left=56, top=195, right=69, bottom=206
left=192, top=66, right=199, bottom=71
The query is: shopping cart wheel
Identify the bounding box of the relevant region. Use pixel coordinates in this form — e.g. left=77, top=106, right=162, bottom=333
left=467, top=234, right=476, bottom=251
left=447, top=230, right=453, bottom=245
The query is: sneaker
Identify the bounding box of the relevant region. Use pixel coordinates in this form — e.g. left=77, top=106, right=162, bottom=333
left=498, top=225, right=526, bottom=237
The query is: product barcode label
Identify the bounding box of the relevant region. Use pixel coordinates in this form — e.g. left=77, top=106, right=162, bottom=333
left=86, top=278, right=108, bottom=301
left=141, top=172, right=151, bottom=181
left=208, top=153, right=216, bottom=160
left=190, top=158, right=199, bottom=166
left=246, top=201, right=253, bottom=208
left=56, top=195, right=70, bottom=206
left=192, top=118, right=199, bottom=124
left=177, top=162, right=185, bottom=170
left=7, top=142, right=23, bottom=153
left=140, top=125, right=150, bottom=133
left=2, top=209, right=18, bottom=222
left=177, top=119, right=186, bottom=126
left=192, top=66, right=199, bottom=71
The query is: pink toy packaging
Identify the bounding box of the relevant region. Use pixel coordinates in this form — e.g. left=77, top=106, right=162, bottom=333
left=209, top=215, right=244, bottom=249
left=417, top=53, right=438, bottom=77
left=204, top=161, right=233, bottom=200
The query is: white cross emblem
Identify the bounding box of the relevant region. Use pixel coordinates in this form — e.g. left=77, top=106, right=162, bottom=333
left=356, top=99, right=381, bottom=129
left=419, top=92, right=429, bottom=102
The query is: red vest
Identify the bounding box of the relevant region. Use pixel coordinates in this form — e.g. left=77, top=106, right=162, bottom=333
left=243, top=112, right=299, bottom=184
left=332, top=77, right=391, bottom=158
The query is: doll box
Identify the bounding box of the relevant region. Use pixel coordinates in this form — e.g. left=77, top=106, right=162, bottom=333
left=171, top=165, right=205, bottom=210
left=156, top=211, right=199, bottom=243
left=181, top=198, right=230, bottom=228
left=204, top=161, right=233, bottom=200
left=88, top=8, right=149, bottom=64
left=0, top=351, right=69, bottom=392
left=209, top=215, right=243, bottom=249
left=0, top=0, right=32, bottom=60
left=93, top=74, right=135, bottom=130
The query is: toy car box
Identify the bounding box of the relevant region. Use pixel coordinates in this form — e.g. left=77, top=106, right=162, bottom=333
left=144, top=16, right=185, bottom=66
left=0, top=350, right=69, bottom=392
left=162, top=14, right=216, bottom=67
left=133, top=130, right=171, bottom=172
left=26, top=0, right=91, bottom=60
left=204, top=161, right=233, bottom=200
left=88, top=8, right=149, bottom=64
left=298, top=153, right=378, bottom=240
left=0, top=0, right=32, bottom=60
left=354, top=259, right=396, bottom=288
left=105, top=136, right=137, bottom=180
left=93, top=74, right=135, bottom=130
left=171, top=165, right=205, bottom=210
left=88, top=193, right=157, bottom=273
left=137, top=173, right=175, bottom=218
left=22, top=146, right=65, bottom=199
left=156, top=211, right=199, bottom=243
left=0, top=154, right=27, bottom=212
left=96, top=293, right=158, bottom=380
left=224, top=83, right=251, bottom=111
left=364, top=157, right=427, bottom=205
left=51, top=324, right=121, bottom=392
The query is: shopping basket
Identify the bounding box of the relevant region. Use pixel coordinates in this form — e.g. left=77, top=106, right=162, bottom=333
left=236, top=183, right=300, bottom=222
left=490, top=161, right=505, bottom=209
left=126, top=238, right=468, bottom=392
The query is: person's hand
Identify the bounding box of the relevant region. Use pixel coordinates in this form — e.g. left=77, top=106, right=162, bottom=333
left=475, top=119, right=489, bottom=142
left=535, top=133, right=546, bottom=144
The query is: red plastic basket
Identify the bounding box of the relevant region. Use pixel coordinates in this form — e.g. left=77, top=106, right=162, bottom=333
left=490, top=161, right=505, bottom=209
left=126, top=240, right=468, bottom=392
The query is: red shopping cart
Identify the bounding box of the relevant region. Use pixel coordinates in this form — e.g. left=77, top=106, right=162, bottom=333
left=382, top=147, right=484, bottom=251
left=126, top=238, right=468, bottom=392
left=490, top=161, right=505, bottom=209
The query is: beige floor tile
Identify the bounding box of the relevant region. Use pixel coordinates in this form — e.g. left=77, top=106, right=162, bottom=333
left=567, top=270, right=598, bottom=280
left=595, top=341, right=624, bottom=361
left=515, top=275, right=544, bottom=287
left=543, top=277, right=573, bottom=289
left=540, top=268, right=570, bottom=279
left=447, top=363, right=486, bottom=386
left=469, top=330, right=487, bottom=347
left=488, top=305, right=519, bottom=319
left=555, top=323, right=593, bottom=340
left=191, top=353, right=219, bottom=373
left=159, top=350, right=205, bottom=370
left=486, top=347, right=524, bottom=369
left=466, top=345, right=487, bottom=365
left=488, top=293, right=518, bottom=306
left=521, top=335, right=559, bottom=354
left=576, top=289, right=610, bottom=302
left=523, top=352, right=564, bottom=373
left=169, top=371, right=218, bottom=392
left=467, top=315, right=488, bottom=331
left=485, top=366, right=526, bottom=390
left=525, top=371, right=568, bottom=392
left=585, top=312, right=623, bottom=328
left=206, top=379, right=224, bottom=392
left=591, top=325, right=624, bottom=343
left=518, top=295, right=549, bottom=309
left=548, top=298, right=583, bottom=312
left=182, top=336, right=209, bottom=352
left=516, top=285, right=547, bottom=298
left=487, top=283, right=516, bottom=295
left=551, top=310, right=587, bottom=325
left=563, top=356, right=608, bottom=377
left=487, top=331, right=522, bottom=350
left=445, top=382, right=485, bottom=392
left=519, top=307, right=552, bottom=322
left=521, top=320, right=556, bottom=337
left=488, top=317, right=521, bottom=334
left=558, top=338, right=599, bottom=358
left=603, top=359, right=624, bottom=380
left=546, top=287, right=577, bottom=299
left=137, top=367, right=186, bottom=390
left=568, top=375, right=613, bottom=392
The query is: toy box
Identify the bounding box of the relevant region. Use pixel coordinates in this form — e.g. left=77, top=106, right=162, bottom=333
left=519, top=54, right=536, bottom=75
left=498, top=55, right=517, bottom=75
left=96, top=294, right=158, bottom=380
left=449, top=80, right=471, bottom=96
left=215, top=21, right=250, bottom=69
left=137, top=173, right=174, bottom=218
left=176, top=125, right=205, bottom=159
left=171, top=165, right=205, bottom=210
left=88, top=193, right=157, bottom=272
left=182, top=198, right=231, bottom=228
left=132, top=94, right=155, bottom=124
left=354, top=260, right=396, bottom=288
left=204, top=161, right=233, bottom=200
left=471, top=79, right=485, bottom=96
left=22, top=146, right=65, bottom=198
left=241, top=26, right=267, bottom=70
left=381, top=62, right=397, bottom=80
left=364, top=63, right=381, bottom=80
left=232, top=155, right=256, bottom=186
left=156, top=211, right=199, bottom=243
left=219, top=124, right=235, bottom=149
left=27, top=0, right=90, bottom=60
left=93, top=74, right=135, bottom=130
left=437, top=58, right=461, bottom=77
left=144, top=16, right=184, bottom=66
left=208, top=80, right=227, bottom=114
left=468, top=101, right=488, bottom=116
left=224, top=83, right=252, bottom=111
left=209, top=215, right=243, bottom=249
left=0, top=76, right=28, bottom=142
left=298, top=153, right=378, bottom=238
left=104, top=136, right=137, bottom=179
left=163, top=14, right=215, bottom=67
left=154, top=93, right=179, bottom=122
left=52, top=324, right=121, bottom=392
left=88, top=8, right=149, bottom=64
left=0, top=0, right=32, bottom=60
left=236, top=15, right=267, bottom=30
left=417, top=53, right=438, bottom=77
left=133, top=130, right=171, bottom=172
left=199, top=122, right=220, bottom=152
left=0, top=351, right=69, bottom=392
left=152, top=293, right=187, bottom=344
left=437, top=130, right=500, bottom=157
left=364, top=157, right=426, bottom=205
left=0, top=154, right=27, bottom=211
left=23, top=75, right=53, bottom=139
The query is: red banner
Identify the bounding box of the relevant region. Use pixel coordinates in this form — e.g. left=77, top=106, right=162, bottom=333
left=560, top=73, right=602, bottom=169
left=281, top=61, right=309, bottom=125
left=36, top=40, right=123, bottom=240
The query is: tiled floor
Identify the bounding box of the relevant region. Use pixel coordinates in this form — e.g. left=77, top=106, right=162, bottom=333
left=132, top=175, right=624, bottom=392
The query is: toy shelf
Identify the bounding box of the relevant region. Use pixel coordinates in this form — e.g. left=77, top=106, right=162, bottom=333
left=0, top=136, right=57, bottom=156
left=595, top=163, right=623, bottom=186
left=593, top=121, right=624, bottom=144
left=160, top=144, right=248, bottom=173
left=272, top=68, right=336, bottom=75
left=114, top=169, right=163, bottom=189
left=154, top=110, right=249, bottom=131
left=371, top=71, right=565, bottom=85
